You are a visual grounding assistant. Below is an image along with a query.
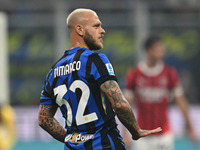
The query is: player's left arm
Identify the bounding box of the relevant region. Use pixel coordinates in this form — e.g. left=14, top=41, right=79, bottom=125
left=170, top=67, right=198, bottom=144
left=175, top=95, right=198, bottom=144
left=38, top=104, right=67, bottom=143
left=100, top=80, right=162, bottom=140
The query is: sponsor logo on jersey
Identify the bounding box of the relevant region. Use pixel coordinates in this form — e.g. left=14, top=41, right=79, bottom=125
left=106, top=63, right=115, bottom=76
left=137, top=87, right=167, bottom=102
left=64, top=132, right=94, bottom=143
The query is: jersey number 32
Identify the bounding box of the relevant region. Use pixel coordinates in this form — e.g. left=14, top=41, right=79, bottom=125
left=53, top=80, right=98, bottom=126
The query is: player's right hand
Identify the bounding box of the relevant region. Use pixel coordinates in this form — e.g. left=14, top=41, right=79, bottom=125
left=132, top=127, right=162, bottom=140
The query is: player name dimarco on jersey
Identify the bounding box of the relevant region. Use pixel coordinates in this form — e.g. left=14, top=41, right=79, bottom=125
left=54, top=61, right=81, bottom=78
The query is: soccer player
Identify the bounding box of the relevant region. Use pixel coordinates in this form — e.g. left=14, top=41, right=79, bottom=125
left=38, top=8, right=162, bottom=149
left=123, top=35, right=197, bottom=150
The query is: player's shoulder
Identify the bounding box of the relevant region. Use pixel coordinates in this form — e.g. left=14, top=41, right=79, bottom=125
left=88, top=50, right=107, bottom=58
left=83, top=50, right=109, bottom=61
left=162, top=63, right=179, bottom=79
left=96, top=52, right=109, bottom=60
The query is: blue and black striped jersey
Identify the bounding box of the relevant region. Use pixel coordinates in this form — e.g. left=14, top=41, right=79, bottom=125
left=40, top=47, right=125, bottom=150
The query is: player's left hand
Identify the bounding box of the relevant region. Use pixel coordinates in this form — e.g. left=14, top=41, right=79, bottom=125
left=132, top=127, right=162, bottom=140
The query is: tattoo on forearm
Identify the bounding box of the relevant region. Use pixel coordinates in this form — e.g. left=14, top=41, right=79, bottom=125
left=38, top=105, right=67, bottom=143
left=101, top=80, right=140, bottom=136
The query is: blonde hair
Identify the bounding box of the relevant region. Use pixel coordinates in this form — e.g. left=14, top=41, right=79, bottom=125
left=66, top=8, right=95, bottom=30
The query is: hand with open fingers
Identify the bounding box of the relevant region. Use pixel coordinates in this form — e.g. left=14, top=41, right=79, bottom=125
left=132, top=127, right=162, bottom=140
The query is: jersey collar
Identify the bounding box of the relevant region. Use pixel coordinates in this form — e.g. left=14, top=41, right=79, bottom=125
left=138, top=61, right=164, bottom=76
left=65, top=47, right=88, bottom=54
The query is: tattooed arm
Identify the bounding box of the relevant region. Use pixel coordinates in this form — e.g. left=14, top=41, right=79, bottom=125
left=100, top=80, right=162, bottom=140
left=38, top=105, right=67, bottom=143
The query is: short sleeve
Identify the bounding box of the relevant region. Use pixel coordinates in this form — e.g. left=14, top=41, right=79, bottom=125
left=89, top=53, right=117, bottom=85
left=169, top=67, right=184, bottom=97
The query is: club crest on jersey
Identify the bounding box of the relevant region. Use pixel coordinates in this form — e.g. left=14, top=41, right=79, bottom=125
left=106, top=63, right=115, bottom=76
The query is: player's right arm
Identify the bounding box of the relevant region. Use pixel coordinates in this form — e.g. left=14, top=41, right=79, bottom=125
left=38, top=68, right=68, bottom=143
left=100, top=80, right=162, bottom=140
left=38, top=104, right=67, bottom=143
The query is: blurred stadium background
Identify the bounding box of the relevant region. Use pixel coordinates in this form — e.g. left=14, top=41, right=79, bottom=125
left=0, top=0, right=200, bottom=149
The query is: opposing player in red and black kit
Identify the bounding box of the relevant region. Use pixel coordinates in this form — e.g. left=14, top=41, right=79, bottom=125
left=123, top=35, right=197, bottom=150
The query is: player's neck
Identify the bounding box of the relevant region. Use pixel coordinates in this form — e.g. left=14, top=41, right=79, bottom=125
left=70, top=42, right=89, bottom=50
left=146, top=59, right=158, bottom=68
left=70, top=35, right=90, bottom=50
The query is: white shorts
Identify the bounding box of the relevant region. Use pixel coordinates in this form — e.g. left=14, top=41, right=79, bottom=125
left=132, top=132, right=174, bottom=150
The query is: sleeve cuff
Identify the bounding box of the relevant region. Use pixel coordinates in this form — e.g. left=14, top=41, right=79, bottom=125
left=173, top=86, right=184, bottom=97
left=97, top=75, right=118, bottom=86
